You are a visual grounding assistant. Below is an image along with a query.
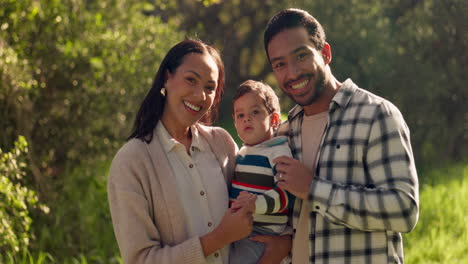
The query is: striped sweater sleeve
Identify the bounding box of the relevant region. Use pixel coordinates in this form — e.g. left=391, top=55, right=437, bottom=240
left=255, top=142, right=295, bottom=214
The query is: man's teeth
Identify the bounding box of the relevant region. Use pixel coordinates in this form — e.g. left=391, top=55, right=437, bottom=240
left=291, top=80, right=308, bottom=90
left=184, top=101, right=201, bottom=111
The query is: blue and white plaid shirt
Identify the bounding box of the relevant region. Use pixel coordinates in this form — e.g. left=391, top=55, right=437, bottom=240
left=277, top=79, right=419, bottom=263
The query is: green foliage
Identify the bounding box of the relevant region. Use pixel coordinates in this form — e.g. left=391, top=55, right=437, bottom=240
left=0, top=250, right=54, bottom=264
left=31, top=162, right=120, bottom=263
left=292, top=0, right=467, bottom=164
left=159, top=0, right=467, bottom=164
left=404, top=164, right=468, bottom=263
left=1, top=0, right=183, bottom=260
left=0, top=0, right=183, bottom=180
left=1, top=0, right=466, bottom=262
left=1, top=161, right=120, bottom=262
left=0, top=136, right=47, bottom=253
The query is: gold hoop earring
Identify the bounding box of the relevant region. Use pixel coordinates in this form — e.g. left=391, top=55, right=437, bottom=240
left=160, top=87, right=166, bottom=97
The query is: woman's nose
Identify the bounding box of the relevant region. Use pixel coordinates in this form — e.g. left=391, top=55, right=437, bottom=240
left=193, top=85, right=206, bottom=100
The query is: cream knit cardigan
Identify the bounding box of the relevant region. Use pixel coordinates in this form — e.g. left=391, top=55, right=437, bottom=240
left=108, top=124, right=238, bottom=264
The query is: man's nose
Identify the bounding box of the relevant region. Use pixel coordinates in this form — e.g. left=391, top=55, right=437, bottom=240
left=286, top=61, right=301, bottom=80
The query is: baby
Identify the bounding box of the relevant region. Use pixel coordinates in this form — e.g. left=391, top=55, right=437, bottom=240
left=229, top=80, right=294, bottom=264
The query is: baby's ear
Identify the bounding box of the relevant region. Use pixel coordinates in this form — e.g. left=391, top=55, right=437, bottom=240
left=270, top=112, right=281, bottom=128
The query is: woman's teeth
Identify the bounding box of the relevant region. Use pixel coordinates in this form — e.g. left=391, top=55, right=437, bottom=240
left=184, top=101, right=201, bottom=111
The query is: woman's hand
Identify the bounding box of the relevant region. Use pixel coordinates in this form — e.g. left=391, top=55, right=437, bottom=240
left=231, top=191, right=256, bottom=213
left=200, top=195, right=255, bottom=256
left=219, top=193, right=256, bottom=243
left=250, top=234, right=292, bottom=264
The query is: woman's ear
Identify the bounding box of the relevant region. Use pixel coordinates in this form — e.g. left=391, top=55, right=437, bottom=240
left=270, top=112, right=281, bottom=129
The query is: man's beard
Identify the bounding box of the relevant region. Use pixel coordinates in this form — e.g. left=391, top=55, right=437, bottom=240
left=287, top=68, right=328, bottom=107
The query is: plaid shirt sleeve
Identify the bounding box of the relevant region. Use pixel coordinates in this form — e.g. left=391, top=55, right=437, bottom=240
left=308, top=103, right=419, bottom=233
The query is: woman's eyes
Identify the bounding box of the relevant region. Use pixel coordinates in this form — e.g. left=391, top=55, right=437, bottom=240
left=186, top=77, right=215, bottom=91
left=186, top=77, right=196, bottom=84
left=205, top=86, right=216, bottom=92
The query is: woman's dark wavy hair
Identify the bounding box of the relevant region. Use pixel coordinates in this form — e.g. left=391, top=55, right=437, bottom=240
left=264, top=8, right=326, bottom=60
left=128, top=39, right=225, bottom=143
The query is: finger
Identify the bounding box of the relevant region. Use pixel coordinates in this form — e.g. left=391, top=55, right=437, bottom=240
left=231, top=203, right=242, bottom=210
left=273, top=156, right=295, bottom=165
left=276, top=181, right=288, bottom=190
left=274, top=163, right=292, bottom=175
left=238, top=194, right=256, bottom=204
left=234, top=198, right=251, bottom=206
left=237, top=202, right=254, bottom=214
left=241, top=193, right=256, bottom=201
left=275, top=173, right=285, bottom=182
left=237, top=193, right=249, bottom=199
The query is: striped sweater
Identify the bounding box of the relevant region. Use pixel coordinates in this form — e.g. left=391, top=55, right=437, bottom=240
left=229, top=136, right=295, bottom=233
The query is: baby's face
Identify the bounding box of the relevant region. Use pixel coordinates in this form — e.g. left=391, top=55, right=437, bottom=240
left=233, top=92, right=274, bottom=146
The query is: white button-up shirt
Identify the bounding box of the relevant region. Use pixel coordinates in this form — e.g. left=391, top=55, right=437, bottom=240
left=157, top=122, right=230, bottom=264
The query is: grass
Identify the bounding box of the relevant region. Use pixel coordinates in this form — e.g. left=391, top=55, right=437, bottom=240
left=2, top=155, right=466, bottom=263
left=404, top=164, right=468, bottom=264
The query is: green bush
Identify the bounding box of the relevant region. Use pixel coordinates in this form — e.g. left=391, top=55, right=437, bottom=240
left=0, top=136, right=47, bottom=253
left=31, top=162, right=120, bottom=263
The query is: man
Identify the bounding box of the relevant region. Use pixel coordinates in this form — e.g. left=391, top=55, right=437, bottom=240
left=265, top=8, right=419, bottom=263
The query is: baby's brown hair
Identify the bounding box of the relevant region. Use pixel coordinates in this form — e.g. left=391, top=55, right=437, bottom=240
left=232, top=80, right=281, bottom=115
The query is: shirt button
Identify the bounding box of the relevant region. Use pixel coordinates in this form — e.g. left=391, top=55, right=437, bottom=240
left=189, top=164, right=194, bottom=168
left=191, top=146, right=195, bottom=151
left=214, top=252, right=219, bottom=258
left=208, top=222, right=212, bottom=227
left=200, top=190, right=205, bottom=196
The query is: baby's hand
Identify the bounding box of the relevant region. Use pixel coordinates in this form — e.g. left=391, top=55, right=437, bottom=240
left=231, top=191, right=257, bottom=213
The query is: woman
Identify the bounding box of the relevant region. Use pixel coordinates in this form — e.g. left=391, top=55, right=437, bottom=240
left=107, top=39, right=256, bottom=263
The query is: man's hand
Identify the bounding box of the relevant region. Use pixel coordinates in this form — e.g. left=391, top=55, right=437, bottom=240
left=250, top=234, right=292, bottom=264
left=273, top=156, right=313, bottom=200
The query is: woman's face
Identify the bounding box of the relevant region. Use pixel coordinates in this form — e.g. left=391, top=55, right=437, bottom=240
left=162, top=53, right=219, bottom=131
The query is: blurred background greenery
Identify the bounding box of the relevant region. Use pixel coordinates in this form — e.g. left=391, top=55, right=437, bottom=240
left=1, top=0, right=466, bottom=263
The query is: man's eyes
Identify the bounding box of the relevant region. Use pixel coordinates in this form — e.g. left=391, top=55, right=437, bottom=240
left=273, top=62, right=285, bottom=70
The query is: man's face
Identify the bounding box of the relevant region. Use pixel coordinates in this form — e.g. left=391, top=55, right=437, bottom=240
left=267, top=27, right=329, bottom=107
